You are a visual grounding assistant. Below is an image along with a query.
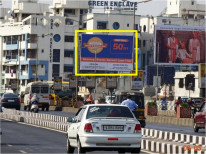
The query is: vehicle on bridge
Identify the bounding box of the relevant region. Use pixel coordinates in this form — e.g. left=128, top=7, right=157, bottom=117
left=24, top=82, right=50, bottom=111
left=193, top=102, right=205, bottom=132
left=66, top=104, right=142, bottom=154
left=114, top=90, right=146, bottom=128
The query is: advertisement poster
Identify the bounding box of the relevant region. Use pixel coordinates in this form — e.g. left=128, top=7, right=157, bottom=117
left=53, top=77, right=62, bottom=90
left=85, top=76, right=96, bottom=88
left=131, top=70, right=143, bottom=90
left=154, top=25, right=205, bottom=65
left=106, top=76, right=117, bottom=89
left=199, top=63, right=206, bottom=88
left=81, top=34, right=133, bottom=72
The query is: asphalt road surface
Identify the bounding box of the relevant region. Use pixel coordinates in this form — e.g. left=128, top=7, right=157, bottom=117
left=1, top=119, right=151, bottom=154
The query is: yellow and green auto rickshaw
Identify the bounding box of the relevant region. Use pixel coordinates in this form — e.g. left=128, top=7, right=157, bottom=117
left=114, top=90, right=146, bottom=128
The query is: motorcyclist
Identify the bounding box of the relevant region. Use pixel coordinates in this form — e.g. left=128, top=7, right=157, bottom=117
left=31, top=93, right=39, bottom=104
left=161, top=97, right=168, bottom=110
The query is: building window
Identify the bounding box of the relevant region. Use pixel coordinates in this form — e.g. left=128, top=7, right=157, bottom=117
left=127, top=24, right=129, bottom=27
left=64, top=65, right=73, bottom=72
left=179, top=78, right=184, bottom=88
left=52, top=64, right=60, bottom=77
left=64, top=9, right=75, bottom=15
left=143, top=25, right=146, bottom=32
left=53, top=49, right=60, bottom=62
left=138, top=39, right=141, bottom=48
left=83, top=23, right=87, bottom=28
left=64, top=50, right=73, bottom=57
left=65, top=18, right=74, bottom=25
left=191, top=1, right=194, bottom=5
left=97, top=21, right=107, bottom=29
left=41, top=65, right=44, bottom=68
left=21, top=80, right=25, bottom=86
left=135, top=24, right=138, bottom=30
left=41, top=49, right=44, bottom=53
left=143, top=40, right=146, bottom=47
left=65, top=36, right=74, bottom=42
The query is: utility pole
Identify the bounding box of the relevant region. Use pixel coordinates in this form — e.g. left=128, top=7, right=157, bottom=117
left=156, top=42, right=159, bottom=101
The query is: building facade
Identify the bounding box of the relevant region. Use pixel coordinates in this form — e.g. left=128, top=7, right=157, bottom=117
left=0, top=0, right=205, bottom=94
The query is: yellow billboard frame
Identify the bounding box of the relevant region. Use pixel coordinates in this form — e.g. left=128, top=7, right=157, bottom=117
left=75, top=30, right=138, bottom=76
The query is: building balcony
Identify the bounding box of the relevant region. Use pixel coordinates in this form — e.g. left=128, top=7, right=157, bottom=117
left=5, top=72, right=17, bottom=79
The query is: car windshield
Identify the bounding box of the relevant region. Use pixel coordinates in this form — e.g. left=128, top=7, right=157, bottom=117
left=4, top=94, right=18, bottom=98
left=86, top=106, right=134, bottom=119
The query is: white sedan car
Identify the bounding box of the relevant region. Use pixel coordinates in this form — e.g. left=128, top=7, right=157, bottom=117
left=66, top=104, right=142, bottom=153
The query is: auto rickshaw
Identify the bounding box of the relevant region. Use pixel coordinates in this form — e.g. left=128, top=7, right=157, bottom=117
left=114, top=90, right=146, bottom=128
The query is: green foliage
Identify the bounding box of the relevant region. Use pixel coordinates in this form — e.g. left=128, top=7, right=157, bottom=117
left=147, top=102, right=157, bottom=106
left=180, top=103, right=189, bottom=107
left=62, top=96, right=69, bottom=100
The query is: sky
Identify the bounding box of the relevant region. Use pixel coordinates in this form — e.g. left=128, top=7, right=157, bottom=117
left=0, top=0, right=205, bottom=16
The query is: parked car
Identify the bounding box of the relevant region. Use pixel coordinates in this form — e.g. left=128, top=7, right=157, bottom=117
left=66, top=104, right=142, bottom=154
left=193, top=102, right=206, bottom=132
left=0, top=93, right=20, bottom=110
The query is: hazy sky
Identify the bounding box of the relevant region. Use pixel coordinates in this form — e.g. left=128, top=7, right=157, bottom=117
left=1, top=0, right=205, bottom=16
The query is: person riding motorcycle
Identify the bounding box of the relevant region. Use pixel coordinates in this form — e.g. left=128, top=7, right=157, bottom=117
left=161, top=97, right=168, bottom=110
left=31, top=93, right=39, bottom=104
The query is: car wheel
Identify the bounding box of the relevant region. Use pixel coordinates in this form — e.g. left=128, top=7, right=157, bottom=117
left=24, top=106, right=27, bottom=110
left=131, top=148, right=141, bottom=153
left=193, top=122, right=199, bottom=132
left=77, top=139, right=85, bottom=154
left=46, top=106, right=49, bottom=111
left=67, top=139, right=74, bottom=153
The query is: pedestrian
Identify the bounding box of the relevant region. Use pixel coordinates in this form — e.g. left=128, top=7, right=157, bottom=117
left=161, top=97, right=168, bottom=110
left=85, top=94, right=94, bottom=105
left=121, top=94, right=138, bottom=111
left=187, top=98, right=194, bottom=107
left=175, top=96, right=183, bottom=112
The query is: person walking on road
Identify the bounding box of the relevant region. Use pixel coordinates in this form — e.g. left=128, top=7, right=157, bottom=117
left=121, top=94, right=138, bottom=111
left=175, top=96, right=183, bottom=112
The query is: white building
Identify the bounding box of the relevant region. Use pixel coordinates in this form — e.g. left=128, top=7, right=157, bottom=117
left=0, top=0, right=205, bottom=94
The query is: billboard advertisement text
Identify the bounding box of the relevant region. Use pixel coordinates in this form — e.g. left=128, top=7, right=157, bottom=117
left=81, top=34, right=133, bottom=72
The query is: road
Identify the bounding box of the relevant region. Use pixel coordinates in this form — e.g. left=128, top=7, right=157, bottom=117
left=1, top=119, right=151, bottom=154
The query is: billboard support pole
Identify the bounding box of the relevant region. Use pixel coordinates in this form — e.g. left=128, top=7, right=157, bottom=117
left=156, top=42, right=159, bottom=101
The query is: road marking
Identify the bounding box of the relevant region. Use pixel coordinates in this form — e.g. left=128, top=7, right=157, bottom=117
left=141, top=150, right=158, bottom=154
left=19, top=150, right=27, bottom=153
left=1, top=117, right=66, bottom=134
left=7, top=144, right=13, bottom=147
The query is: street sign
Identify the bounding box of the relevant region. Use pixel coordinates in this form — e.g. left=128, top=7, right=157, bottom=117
left=85, top=76, right=95, bottom=88
left=153, top=76, right=161, bottom=87
left=199, top=63, right=206, bottom=88
left=106, top=76, right=117, bottom=89
left=69, top=76, right=77, bottom=89
left=53, top=77, right=62, bottom=90
left=131, top=70, right=144, bottom=90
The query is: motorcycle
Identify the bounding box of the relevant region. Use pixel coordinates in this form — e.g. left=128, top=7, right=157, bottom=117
left=161, top=103, right=168, bottom=110
left=30, top=101, right=39, bottom=113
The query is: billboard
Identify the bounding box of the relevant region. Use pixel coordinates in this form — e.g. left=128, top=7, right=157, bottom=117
left=199, top=63, right=206, bottom=88
left=131, top=70, right=143, bottom=90
left=80, top=34, right=133, bottom=72
left=154, top=25, right=205, bottom=65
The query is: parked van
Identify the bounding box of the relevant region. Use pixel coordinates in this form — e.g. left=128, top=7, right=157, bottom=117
left=24, top=82, right=50, bottom=111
